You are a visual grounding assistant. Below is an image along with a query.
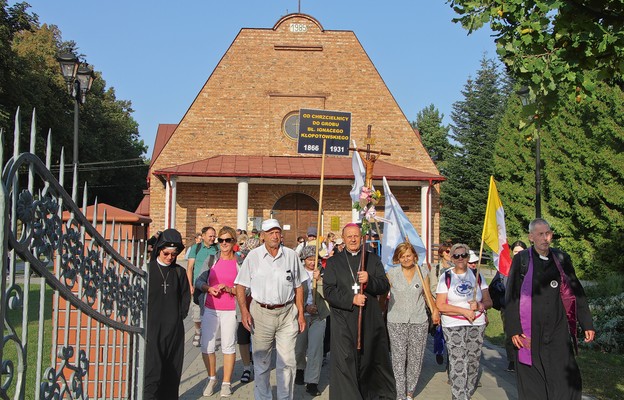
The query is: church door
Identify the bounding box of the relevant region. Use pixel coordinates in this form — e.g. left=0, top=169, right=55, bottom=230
left=272, top=193, right=318, bottom=248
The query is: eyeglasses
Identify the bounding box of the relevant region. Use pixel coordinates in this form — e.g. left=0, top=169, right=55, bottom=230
left=444, top=250, right=450, bottom=254
left=452, top=253, right=469, bottom=259
left=298, top=240, right=305, bottom=243
left=217, top=238, right=235, bottom=243
left=161, top=251, right=179, bottom=258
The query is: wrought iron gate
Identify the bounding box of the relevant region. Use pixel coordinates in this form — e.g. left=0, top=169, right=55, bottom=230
left=0, top=110, right=148, bottom=399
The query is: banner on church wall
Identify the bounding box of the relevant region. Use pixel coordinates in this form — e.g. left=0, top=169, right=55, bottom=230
left=298, top=109, right=351, bottom=156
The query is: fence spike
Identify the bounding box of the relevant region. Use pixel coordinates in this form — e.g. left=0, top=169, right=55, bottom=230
left=117, top=225, right=122, bottom=257
left=46, top=129, right=52, bottom=170
left=109, top=215, right=115, bottom=246
left=93, top=197, right=99, bottom=230
left=13, top=106, right=20, bottom=160
left=101, top=206, right=108, bottom=242
left=71, top=163, right=78, bottom=203
left=82, top=182, right=88, bottom=211
left=29, top=109, right=36, bottom=154
left=59, top=147, right=65, bottom=186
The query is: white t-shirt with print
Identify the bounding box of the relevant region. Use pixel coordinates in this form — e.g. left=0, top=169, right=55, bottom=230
left=436, top=268, right=489, bottom=328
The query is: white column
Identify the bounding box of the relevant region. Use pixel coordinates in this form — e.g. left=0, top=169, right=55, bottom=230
left=164, top=178, right=170, bottom=229
left=237, top=178, right=249, bottom=230
left=421, top=185, right=431, bottom=264
left=170, top=176, right=177, bottom=229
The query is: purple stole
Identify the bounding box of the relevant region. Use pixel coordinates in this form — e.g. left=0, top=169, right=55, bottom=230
left=518, top=248, right=578, bottom=366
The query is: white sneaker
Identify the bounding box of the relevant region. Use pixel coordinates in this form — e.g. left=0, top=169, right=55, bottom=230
left=203, top=378, right=217, bottom=396
left=220, top=382, right=232, bottom=397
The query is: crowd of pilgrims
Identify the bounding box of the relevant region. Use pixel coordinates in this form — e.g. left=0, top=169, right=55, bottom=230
left=145, top=220, right=593, bottom=400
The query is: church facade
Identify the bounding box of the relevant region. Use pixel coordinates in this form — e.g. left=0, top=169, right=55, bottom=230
left=144, top=13, right=444, bottom=259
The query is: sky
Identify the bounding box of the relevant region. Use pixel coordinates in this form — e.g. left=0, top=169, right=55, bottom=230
left=17, top=1, right=498, bottom=156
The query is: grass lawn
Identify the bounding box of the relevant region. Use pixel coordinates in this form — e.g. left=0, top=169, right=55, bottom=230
left=485, top=307, right=624, bottom=400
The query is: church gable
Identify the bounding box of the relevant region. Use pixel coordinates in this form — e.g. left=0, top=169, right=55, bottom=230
left=154, top=13, right=437, bottom=176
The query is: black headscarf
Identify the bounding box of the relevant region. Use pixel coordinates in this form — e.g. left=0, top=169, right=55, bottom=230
left=151, top=228, right=185, bottom=259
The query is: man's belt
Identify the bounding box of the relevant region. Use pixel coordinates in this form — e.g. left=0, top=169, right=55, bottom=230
left=256, top=300, right=292, bottom=310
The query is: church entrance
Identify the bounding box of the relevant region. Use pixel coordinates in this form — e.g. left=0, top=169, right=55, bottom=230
left=272, top=193, right=318, bottom=248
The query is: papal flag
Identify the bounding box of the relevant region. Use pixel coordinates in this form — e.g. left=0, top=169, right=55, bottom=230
left=482, top=176, right=512, bottom=276
left=381, top=177, right=427, bottom=270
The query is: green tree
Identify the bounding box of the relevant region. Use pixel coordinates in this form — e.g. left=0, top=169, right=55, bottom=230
left=441, top=57, right=508, bottom=248
left=446, top=0, right=624, bottom=117
left=494, top=82, right=624, bottom=277
left=2, top=2, right=148, bottom=210
left=0, top=0, right=38, bottom=127
left=542, top=82, right=624, bottom=277
left=492, top=94, right=537, bottom=244
left=412, top=104, right=452, bottom=176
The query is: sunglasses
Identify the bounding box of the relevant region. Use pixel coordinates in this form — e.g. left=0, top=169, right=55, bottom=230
left=161, top=251, right=179, bottom=258
left=217, top=238, right=235, bottom=243
left=452, top=253, right=469, bottom=259
left=444, top=250, right=450, bottom=254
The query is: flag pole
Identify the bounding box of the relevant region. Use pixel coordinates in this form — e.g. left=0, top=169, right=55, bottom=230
left=474, top=238, right=487, bottom=302
left=312, top=139, right=327, bottom=306
left=475, top=176, right=495, bottom=301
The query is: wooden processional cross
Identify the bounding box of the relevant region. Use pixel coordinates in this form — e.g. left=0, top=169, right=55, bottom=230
left=349, top=125, right=391, bottom=349
left=351, top=125, right=391, bottom=188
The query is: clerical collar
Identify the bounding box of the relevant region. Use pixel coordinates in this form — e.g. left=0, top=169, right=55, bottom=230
left=539, top=254, right=549, bottom=260
left=157, top=259, right=172, bottom=267
left=347, top=250, right=360, bottom=256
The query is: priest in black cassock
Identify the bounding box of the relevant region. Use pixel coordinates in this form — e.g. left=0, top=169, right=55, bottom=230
left=323, top=223, right=396, bottom=400
left=144, top=229, right=191, bottom=399
left=505, top=219, right=594, bottom=400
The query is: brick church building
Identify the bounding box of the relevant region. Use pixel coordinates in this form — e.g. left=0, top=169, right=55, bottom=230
left=139, top=13, right=444, bottom=259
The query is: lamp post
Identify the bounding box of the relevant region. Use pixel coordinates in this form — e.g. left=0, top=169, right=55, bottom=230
left=57, top=52, right=95, bottom=172
left=516, top=87, right=541, bottom=218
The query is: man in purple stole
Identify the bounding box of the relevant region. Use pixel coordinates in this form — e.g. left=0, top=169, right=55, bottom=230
left=504, top=218, right=595, bottom=400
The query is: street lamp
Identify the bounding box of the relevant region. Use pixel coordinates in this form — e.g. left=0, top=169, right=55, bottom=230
left=516, top=86, right=541, bottom=219
left=57, top=52, right=95, bottom=171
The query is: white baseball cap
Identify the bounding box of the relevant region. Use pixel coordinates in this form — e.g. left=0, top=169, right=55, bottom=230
left=468, top=250, right=479, bottom=263
left=261, top=218, right=281, bottom=232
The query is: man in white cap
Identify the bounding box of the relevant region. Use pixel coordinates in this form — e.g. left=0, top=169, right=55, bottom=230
left=467, top=250, right=479, bottom=270
left=235, top=218, right=308, bottom=400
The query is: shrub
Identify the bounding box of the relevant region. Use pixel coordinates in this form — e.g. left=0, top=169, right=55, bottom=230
left=582, top=292, right=624, bottom=354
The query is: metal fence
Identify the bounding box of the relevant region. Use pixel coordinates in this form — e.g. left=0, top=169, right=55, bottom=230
left=0, top=110, right=147, bottom=399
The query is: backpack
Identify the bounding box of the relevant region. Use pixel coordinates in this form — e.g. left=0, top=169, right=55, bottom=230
left=489, top=272, right=506, bottom=310
left=444, top=268, right=482, bottom=290
left=192, top=254, right=217, bottom=305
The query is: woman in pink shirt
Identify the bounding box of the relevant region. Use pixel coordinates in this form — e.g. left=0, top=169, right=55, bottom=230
left=198, top=226, right=240, bottom=398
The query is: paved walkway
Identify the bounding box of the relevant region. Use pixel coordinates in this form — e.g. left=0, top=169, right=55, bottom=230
left=178, top=315, right=518, bottom=400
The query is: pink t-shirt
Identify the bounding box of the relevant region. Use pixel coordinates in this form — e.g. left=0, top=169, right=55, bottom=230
left=204, top=259, right=238, bottom=311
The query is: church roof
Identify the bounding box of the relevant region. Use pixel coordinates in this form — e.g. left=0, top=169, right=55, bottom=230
left=150, top=124, right=178, bottom=168
left=152, top=155, right=444, bottom=183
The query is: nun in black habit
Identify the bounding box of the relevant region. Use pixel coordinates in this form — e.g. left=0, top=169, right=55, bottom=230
left=144, top=229, right=191, bottom=400
left=323, top=223, right=396, bottom=400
